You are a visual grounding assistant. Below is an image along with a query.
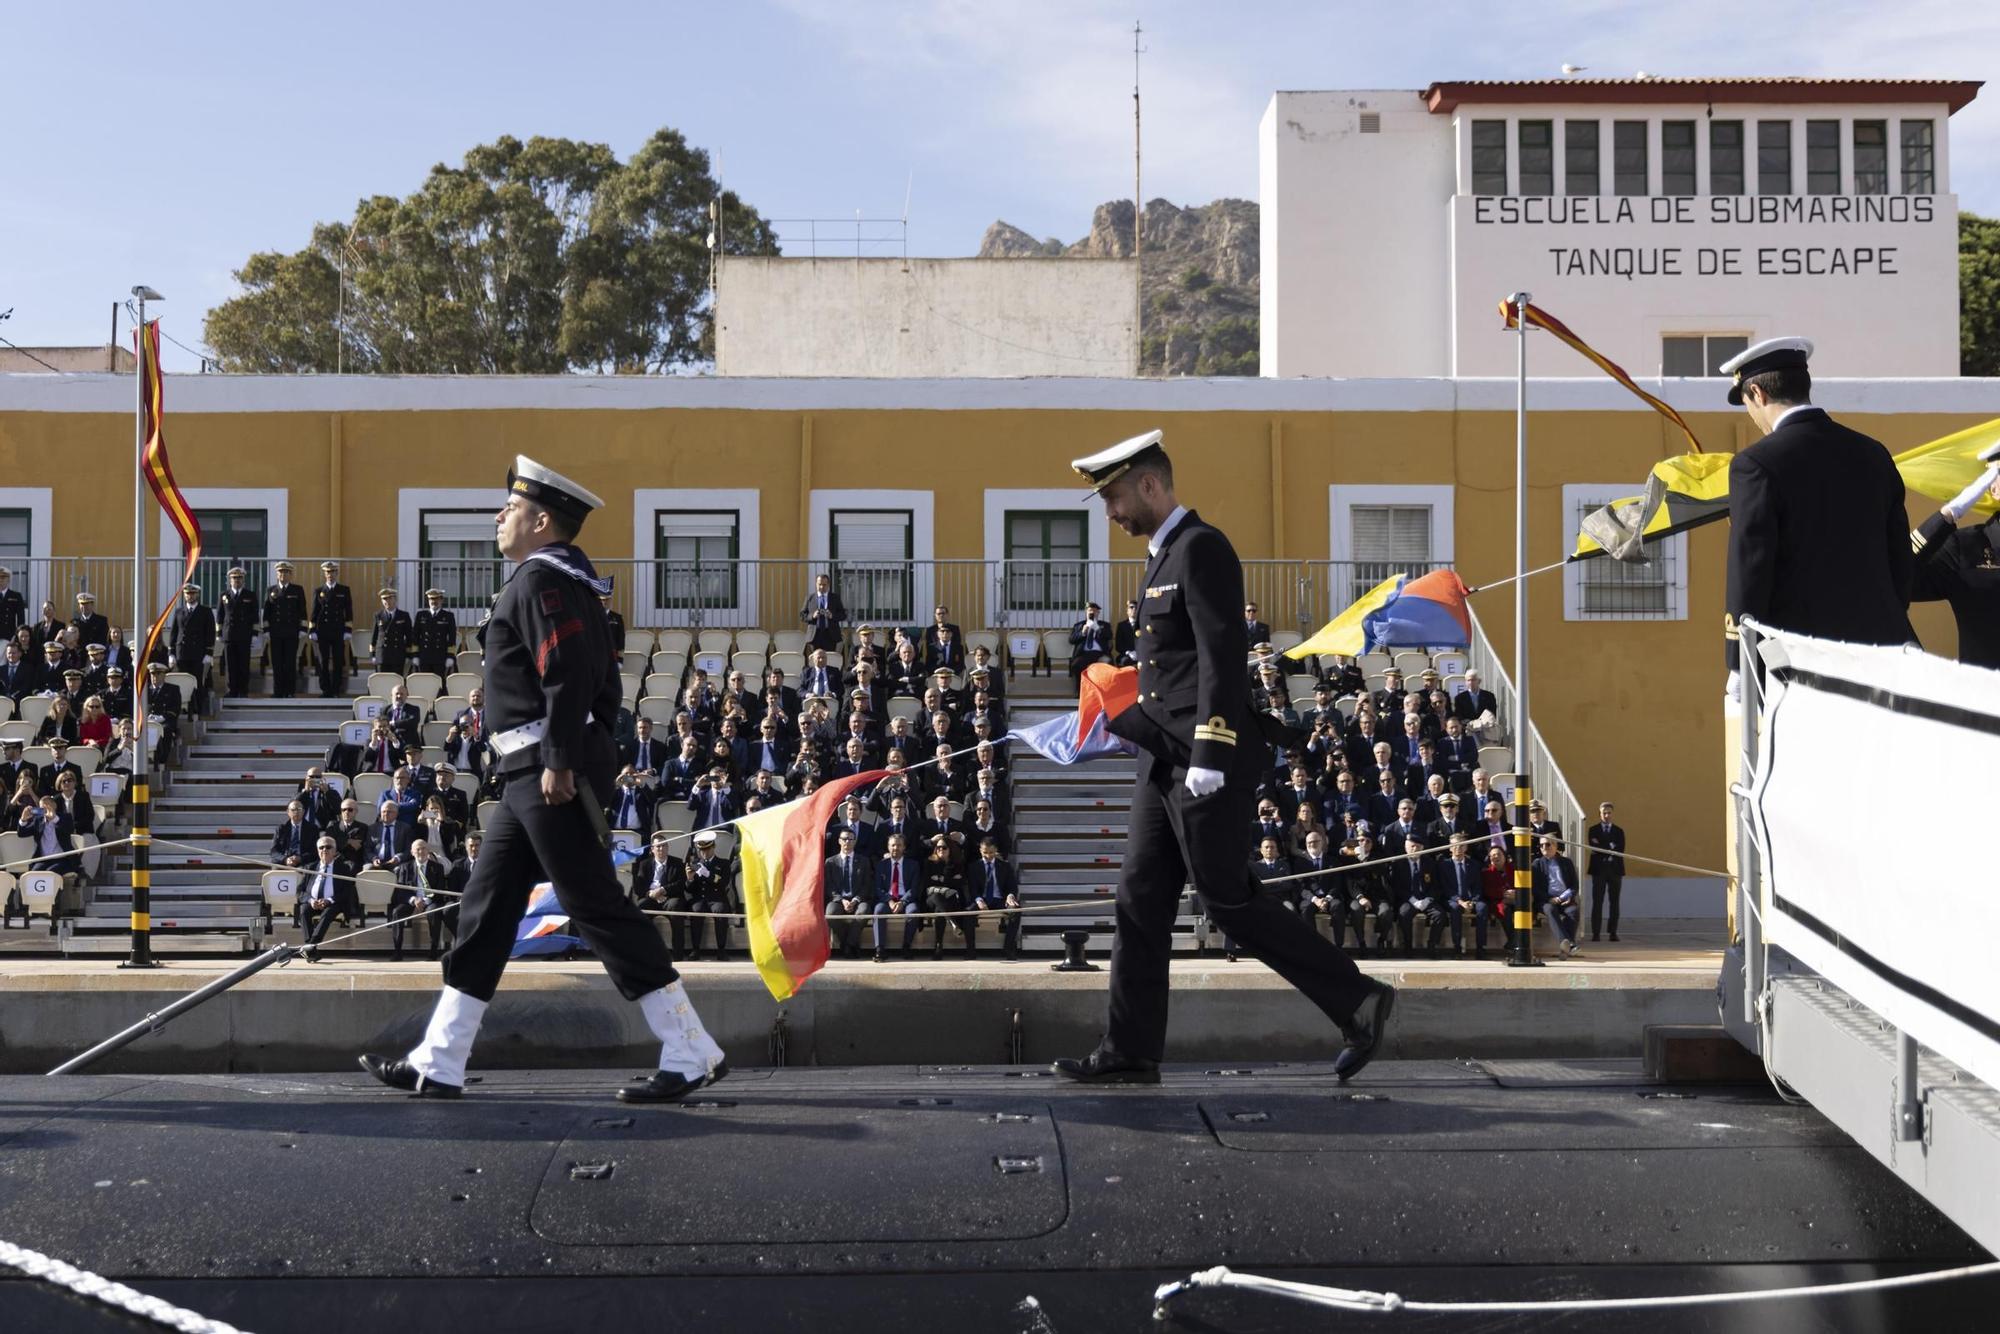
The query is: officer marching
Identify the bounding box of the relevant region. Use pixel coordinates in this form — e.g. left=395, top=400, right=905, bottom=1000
left=263, top=561, right=307, bottom=698
left=1054, top=431, right=1393, bottom=1085
left=361, top=456, right=725, bottom=1103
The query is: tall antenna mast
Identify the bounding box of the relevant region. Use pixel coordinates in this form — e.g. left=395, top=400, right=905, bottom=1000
left=1133, top=20, right=1145, bottom=375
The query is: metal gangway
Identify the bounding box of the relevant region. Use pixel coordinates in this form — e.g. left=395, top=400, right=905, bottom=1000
left=1723, top=618, right=2000, bottom=1255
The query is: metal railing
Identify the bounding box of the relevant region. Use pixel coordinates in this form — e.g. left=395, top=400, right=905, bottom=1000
left=1464, top=602, right=1587, bottom=848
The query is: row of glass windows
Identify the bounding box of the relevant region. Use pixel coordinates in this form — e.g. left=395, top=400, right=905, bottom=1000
left=1471, top=117, right=1935, bottom=197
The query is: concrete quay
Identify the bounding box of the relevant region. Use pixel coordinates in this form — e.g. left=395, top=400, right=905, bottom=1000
left=0, top=923, right=1723, bottom=1074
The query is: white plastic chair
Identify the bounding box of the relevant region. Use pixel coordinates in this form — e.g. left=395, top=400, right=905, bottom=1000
left=642, top=673, right=681, bottom=701
left=15, top=696, right=52, bottom=731
left=263, top=869, right=299, bottom=919
left=404, top=672, right=444, bottom=703
left=18, top=870, right=59, bottom=922
left=771, top=631, right=808, bottom=655
left=656, top=629, right=693, bottom=656
left=735, top=629, right=772, bottom=656
left=1432, top=652, right=1469, bottom=678
left=350, top=772, right=392, bottom=810
left=164, top=671, right=198, bottom=711
left=730, top=650, right=766, bottom=677
left=696, top=629, right=734, bottom=654
left=0, top=698, right=14, bottom=722
left=367, top=671, right=405, bottom=701
left=1270, top=630, right=1304, bottom=653
left=443, top=672, right=482, bottom=700
left=637, top=697, right=678, bottom=725
left=691, top=650, right=728, bottom=677
left=338, top=720, right=372, bottom=749
left=650, top=651, right=688, bottom=679
left=353, top=869, right=396, bottom=924
left=768, top=650, right=804, bottom=679
left=353, top=696, right=387, bottom=722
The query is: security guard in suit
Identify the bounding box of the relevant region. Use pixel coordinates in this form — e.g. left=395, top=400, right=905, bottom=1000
left=1053, top=431, right=1392, bottom=1086
left=1910, top=454, right=2000, bottom=669
left=413, top=588, right=458, bottom=676
left=372, top=588, right=414, bottom=675
left=263, top=561, right=307, bottom=698
left=1722, top=337, right=1914, bottom=682
left=311, top=562, right=354, bottom=697
left=217, top=566, right=260, bottom=698
left=361, top=456, right=724, bottom=1106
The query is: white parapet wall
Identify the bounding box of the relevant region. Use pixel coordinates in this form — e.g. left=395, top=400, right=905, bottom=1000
left=715, top=256, right=1138, bottom=378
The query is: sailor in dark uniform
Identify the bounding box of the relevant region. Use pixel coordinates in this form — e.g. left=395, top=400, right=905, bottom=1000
left=412, top=588, right=458, bottom=677
left=71, top=593, right=110, bottom=652
left=1910, top=452, right=2000, bottom=669
left=361, top=456, right=725, bottom=1104
left=263, top=561, right=307, bottom=698
left=1721, top=337, right=1914, bottom=686
left=371, top=588, right=413, bottom=675
left=0, top=569, right=26, bottom=641
left=1052, top=430, right=1392, bottom=1085
left=311, top=562, right=353, bottom=697
left=217, top=566, right=260, bottom=698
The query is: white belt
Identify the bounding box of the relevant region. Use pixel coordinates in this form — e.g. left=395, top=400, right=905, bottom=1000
left=489, top=713, right=594, bottom=758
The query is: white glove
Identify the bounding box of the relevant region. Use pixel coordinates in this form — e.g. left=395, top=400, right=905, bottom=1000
left=1724, top=670, right=1741, bottom=703
left=1943, top=463, right=2000, bottom=522
left=1184, top=766, right=1225, bottom=797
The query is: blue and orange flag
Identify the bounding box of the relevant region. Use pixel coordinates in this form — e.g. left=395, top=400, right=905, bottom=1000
left=137, top=321, right=202, bottom=668
left=1287, top=569, right=1472, bottom=660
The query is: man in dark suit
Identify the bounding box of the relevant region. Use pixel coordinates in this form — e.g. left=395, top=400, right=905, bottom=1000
left=70, top=593, right=110, bottom=654
left=1533, top=836, right=1583, bottom=956
left=1721, top=336, right=1914, bottom=685
left=1242, top=602, right=1271, bottom=649
left=604, top=765, right=658, bottom=836
left=310, top=562, right=353, bottom=698
left=1437, top=837, right=1489, bottom=958
left=0, top=569, right=25, bottom=642
left=269, top=799, right=317, bottom=869
left=1053, top=431, right=1386, bottom=1086
left=364, top=798, right=414, bottom=874
left=412, top=589, right=457, bottom=677
left=621, top=715, right=670, bottom=782
left=382, top=684, right=424, bottom=752
left=799, top=572, right=846, bottom=652
left=965, top=836, right=1022, bottom=958
left=1437, top=716, right=1480, bottom=791
left=1251, top=833, right=1300, bottom=917
left=1908, top=456, right=2000, bottom=668
left=216, top=567, right=260, bottom=698
left=1452, top=670, right=1498, bottom=732
left=371, top=589, right=414, bottom=675
left=141, top=663, right=183, bottom=764
left=391, top=837, right=451, bottom=959
left=296, top=768, right=341, bottom=829
left=629, top=831, right=688, bottom=952
left=823, top=828, right=876, bottom=959
left=797, top=651, right=840, bottom=704
left=1292, top=828, right=1343, bottom=936
left=0, top=642, right=30, bottom=701
left=870, top=832, right=925, bottom=961
left=1067, top=601, right=1112, bottom=687
left=263, top=561, right=308, bottom=698
left=1526, top=800, right=1562, bottom=852
left=1585, top=800, right=1627, bottom=943
left=1390, top=837, right=1445, bottom=957
left=297, top=835, right=357, bottom=960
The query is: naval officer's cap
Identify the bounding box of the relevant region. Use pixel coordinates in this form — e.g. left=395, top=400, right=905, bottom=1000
left=507, top=455, right=603, bottom=529
left=1719, top=336, right=1814, bottom=405
left=1071, top=429, right=1166, bottom=496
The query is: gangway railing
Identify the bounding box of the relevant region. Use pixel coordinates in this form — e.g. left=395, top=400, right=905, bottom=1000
left=1724, top=618, right=2000, bottom=1255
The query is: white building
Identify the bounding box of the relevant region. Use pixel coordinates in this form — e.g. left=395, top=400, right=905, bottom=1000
left=716, top=256, right=1137, bottom=377
left=1260, top=78, right=1980, bottom=379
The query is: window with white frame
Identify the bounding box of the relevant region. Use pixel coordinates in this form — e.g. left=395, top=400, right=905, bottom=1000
left=419, top=510, right=503, bottom=610
left=1330, top=486, right=1454, bottom=614
left=654, top=510, right=739, bottom=612
left=1003, top=510, right=1088, bottom=613
left=830, top=509, right=914, bottom=623
left=0, top=510, right=30, bottom=568
left=1563, top=484, right=1687, bottom=621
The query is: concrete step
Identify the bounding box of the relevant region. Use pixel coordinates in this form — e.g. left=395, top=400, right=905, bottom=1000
left=142, top=871, right=267, bottom=888
left=1012, top=782, right=1130, bottom=800
left=1013, top=759, right=1134, bottom=779
left=154, top=788, right=304, bottom=806
left=62, top=932, right=251, bottom=951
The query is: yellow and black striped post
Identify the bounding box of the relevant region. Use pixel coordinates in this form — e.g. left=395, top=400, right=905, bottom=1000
left=122, top=775, right=157, bottom=968
left=1507, top=779, right=1541, bottom=967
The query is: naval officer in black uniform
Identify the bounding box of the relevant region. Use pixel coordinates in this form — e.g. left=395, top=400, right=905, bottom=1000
left=361, top=456, right=727, bottom=1104
left=263, top=561, right=307, bottom=698
left=1910, top=453, right=2000, bottom=669
left=1052, top=431, right=1392, bottom=1085
left=1721, top=337, right=1914, bottom=683
left=217, top=566, right=259, bottom=698
left=311, top=562, right=354, bottom=697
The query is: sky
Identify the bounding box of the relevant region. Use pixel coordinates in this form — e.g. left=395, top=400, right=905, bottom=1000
left=5, top=0, right=1997, bottom=370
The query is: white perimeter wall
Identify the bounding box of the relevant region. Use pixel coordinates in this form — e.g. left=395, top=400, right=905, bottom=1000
left=716, top=256, right=1138, bottom=378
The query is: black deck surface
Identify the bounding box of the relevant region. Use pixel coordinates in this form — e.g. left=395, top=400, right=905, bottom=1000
left=0, top=1060, right=1991, bottom=1332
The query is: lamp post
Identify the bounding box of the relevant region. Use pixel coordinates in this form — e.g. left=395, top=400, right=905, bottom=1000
left=124, top=285, right=163, bottom=970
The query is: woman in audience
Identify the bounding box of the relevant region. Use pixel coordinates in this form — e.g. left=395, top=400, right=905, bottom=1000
left=36, top=695, right=80, bottom=746
left=417, top=793, right=465, bottom=861
left=77, top=695, right=113, bottom=748
left=920, top=832, right=967, bottom=957
left=105, top=626, right=134, bottom=677
left=8, top=771, right=41, bottom=821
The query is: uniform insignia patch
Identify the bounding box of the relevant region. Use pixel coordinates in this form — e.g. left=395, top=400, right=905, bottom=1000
left=539, top=588, right=564, bottom=615
left=1144, top=583, right=1179, bottom=599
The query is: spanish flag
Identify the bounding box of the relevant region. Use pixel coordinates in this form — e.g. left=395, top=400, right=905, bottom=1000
left=736, top=768, right=887, bottom=1001
left=137, top=320, right=203, bottom=666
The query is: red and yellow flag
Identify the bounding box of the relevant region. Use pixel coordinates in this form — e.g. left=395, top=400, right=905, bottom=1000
left=736, top=768, right=888, bottom=1000
left=137, top=320, right=202, bottom=668
left=1499, top=299, right=1706, bottom=455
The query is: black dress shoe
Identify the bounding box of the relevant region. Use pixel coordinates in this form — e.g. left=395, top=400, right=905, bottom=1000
left=1332, top=981, right=1397, bottom=1083
left=872, top=951, right=885, bottom=962
left=1608, top=932, right=1619, bottom=942
left=1051, top=1049, right=1161, bottom=1085
left=617, top=1061, right=729, bottom=1104
left=358, top=1053, right=462, bottom=1099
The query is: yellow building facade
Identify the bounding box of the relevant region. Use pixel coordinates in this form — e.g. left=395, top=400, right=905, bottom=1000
left=1, top=373, right=1988, bottom=897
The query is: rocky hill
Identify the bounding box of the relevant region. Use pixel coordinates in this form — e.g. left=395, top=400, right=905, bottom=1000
left=979, top=198, right=1259, bottom=376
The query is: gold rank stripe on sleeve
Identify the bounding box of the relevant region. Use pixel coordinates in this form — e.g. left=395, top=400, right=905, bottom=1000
left=1911, top=528, right=1928, bottom=553
left=1193, top=716, right=1238, bottom=746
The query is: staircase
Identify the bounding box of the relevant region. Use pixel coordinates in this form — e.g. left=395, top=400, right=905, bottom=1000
left=1004, top=675, right=1205, bottom=954
left=79, top=697, right=348, bottom=946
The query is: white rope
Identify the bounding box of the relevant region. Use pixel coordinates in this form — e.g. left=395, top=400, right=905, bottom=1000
left=1152, top=1259, right=2000, bottom=1320
left=0, top=1237, right=251, bottom=1334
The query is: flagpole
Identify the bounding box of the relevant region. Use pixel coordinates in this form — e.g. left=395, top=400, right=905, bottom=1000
left=124, top=289, right=159, bottom=970
left=1506, top=293, right=1541, bottom=969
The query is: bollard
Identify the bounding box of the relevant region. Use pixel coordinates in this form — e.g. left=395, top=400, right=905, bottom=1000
left=1051, top=930, right=1100, bottom=973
